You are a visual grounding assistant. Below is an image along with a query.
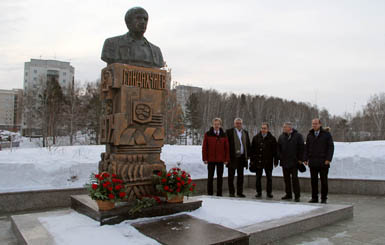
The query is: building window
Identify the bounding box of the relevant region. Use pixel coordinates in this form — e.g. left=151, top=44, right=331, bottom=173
left=63, top=79, right=66, bottom=83
left=25, top=72, right=28, bottom=76
left=63, top=72, right=67, bottom=76
left=33, top=77, right=37, bottom=81
left=34, top=70, right=37, bottom=73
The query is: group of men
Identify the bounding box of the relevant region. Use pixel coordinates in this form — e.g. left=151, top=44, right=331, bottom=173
left=202, top=117, right=334, bottom=204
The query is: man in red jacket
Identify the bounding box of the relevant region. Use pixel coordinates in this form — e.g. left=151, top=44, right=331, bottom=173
left=202, top=118, right=230, bottom=196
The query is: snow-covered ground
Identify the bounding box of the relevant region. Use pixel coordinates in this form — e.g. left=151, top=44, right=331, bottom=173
left=39, top=196, right=319, bottom=245
left=0, top=141, right=384, bottom=192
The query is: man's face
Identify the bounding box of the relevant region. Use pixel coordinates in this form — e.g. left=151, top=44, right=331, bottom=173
left=213, top=121, right=221, bottom=130
left=283, top=125, right=292, bottom=134
left=312, top=119, right=321, bottom=131
left=129, top=12, right=148, bottom=34
left=261, top=125, right=269, bottom=135
left=234, top=120, right=243, bottom=130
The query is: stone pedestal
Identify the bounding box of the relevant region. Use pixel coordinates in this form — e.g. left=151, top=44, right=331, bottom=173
left=70, top=195, right=202, bottom=225
left=98, top=64, right=168, bottom=200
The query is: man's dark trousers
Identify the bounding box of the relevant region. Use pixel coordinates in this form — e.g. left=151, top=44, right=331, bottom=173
left=282, top=167, right=300, bottom=198
left=310, top=167, right=329, bottom=200
left=256, top=168, right=273, bottom=194
left=228, top=155, right=246, bottom=195
left=207, top=162, right=224, bottom=196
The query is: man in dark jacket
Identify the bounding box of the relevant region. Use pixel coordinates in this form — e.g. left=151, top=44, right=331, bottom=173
left=277, top=122, right=304, bottom=202
left=226, top=118, right=251, bottom=197
left=304, top=119, right=334, bottom=204
left=202, top=118, right=230, bottom=196
left=250, top=123, right=278, bottom=198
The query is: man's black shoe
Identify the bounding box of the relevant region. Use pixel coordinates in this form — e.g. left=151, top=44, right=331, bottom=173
left=267, top=193, right=274, bottom=198
left=321, top=199, right=327, bottom=204
left=229, top=194, right=235, bottom=197
left=308, top=199, right=318, bottom=203
left=281, top=195, right=292, bottom=200
left=294, top=198, right=300, bottom=202
left=237, top=194, right=246, bottom=198
left=255, top=193, right=262, bottom=198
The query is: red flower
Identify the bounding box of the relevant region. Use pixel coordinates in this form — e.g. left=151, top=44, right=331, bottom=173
left=169, top=189, right=173, bottom=192
left=119, top=192, right=126, bottom=198
left=102, top=173, right=110, bottom=178
left=173, top=172, right=178, bottom=175
left=161, top=178, right=167, bottom=183
left=164, top=186, right=170, bottom=191
left=115, top=185, right=123, bottom=190
left=102, top=183, right=108, bottom=188
left=116, top=179, right=123, bottom=184
left=177, top=182, right=182, bottom=187
left=108, top=194, right=115, bottom=199
left=108, top=186, right=113, bottom=191
left=92, top=184, right=98, bottom=190
left=95, top=174, right=100, bottom=179
left=189, top=187, right=193, bottom=191
left=153, top=196, right=161, bottom=203
left=177, top=188, right=181, bottom=193
left=167, top=173, right=171, bottom=177
left=188, top=179, right=192, bottom=184
left=181, top=181, right=185, bottom=185
left=182, top=174, right=186, bottom=179
left=193, top=183, right=196, bottom=187
left=112, top=174, right=117, bottom=178
left=176, top=177, right=181, bottom=181
left=157, top=171, right=162, bottom=176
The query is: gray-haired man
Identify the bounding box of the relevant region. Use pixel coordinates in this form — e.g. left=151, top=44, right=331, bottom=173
left=226, top=118, right=251, bottom=197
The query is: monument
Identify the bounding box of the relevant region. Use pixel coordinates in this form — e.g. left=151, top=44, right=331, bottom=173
left=98, top=7, right=167, bottom=201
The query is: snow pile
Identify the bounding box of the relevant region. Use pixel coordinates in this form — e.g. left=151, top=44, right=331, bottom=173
left=0, top=141, right=385, bottom=192
left=39, top=197, right=319, bottom=245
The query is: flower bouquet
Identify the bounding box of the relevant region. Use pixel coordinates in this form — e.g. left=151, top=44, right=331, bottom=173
left=154, top=168, right=196, bottom=203
left=86, top=172, right=127, bottom=211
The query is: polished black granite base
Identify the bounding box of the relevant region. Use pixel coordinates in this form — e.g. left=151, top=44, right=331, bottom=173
left=133, top=214, right=249, bottom=245
left=70, top=195, right=202, bottom=225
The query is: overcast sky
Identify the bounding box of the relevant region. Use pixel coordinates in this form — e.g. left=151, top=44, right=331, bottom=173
left=1, top=0, right=384, bottom=115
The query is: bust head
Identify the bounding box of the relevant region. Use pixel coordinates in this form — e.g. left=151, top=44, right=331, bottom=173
left=125, top=7, right=149, bottom=37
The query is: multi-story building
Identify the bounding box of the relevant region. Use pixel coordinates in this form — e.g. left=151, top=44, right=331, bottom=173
left=22, top=59, right=75, bottom=135
left=175, top=84, right=203, bottom=113
left=23, top=59, right=74, bottom=93
left=0, top=89, right=23, bottom=132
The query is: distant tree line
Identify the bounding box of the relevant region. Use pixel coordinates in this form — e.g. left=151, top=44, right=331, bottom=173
left=24, top=77, right=102, bottom=146
left=183, top=89, right=385, bottom=144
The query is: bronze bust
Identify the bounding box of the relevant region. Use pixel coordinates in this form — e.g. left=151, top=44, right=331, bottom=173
left=101, top=7, right=164, bottom=68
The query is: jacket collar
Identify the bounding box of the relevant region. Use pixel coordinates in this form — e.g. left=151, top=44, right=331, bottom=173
left=208, top=127, right=225, bottom=137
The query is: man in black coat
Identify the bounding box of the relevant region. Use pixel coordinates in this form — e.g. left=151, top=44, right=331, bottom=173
left=226, top=118, right=251, bottom=197
left=250, top=123, right=278, bottom=198
left=304, top=119, right=334, bottom=204
left=277, top=122, right=304, bottom=202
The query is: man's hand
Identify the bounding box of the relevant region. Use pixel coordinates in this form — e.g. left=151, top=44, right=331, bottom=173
left=304, top=161, right=308, bottom=166
left=274, top=163, right=278, bottom=168
left=325, top=160, right=330, bottom=165
left=204, top=161, right=208, bottom=165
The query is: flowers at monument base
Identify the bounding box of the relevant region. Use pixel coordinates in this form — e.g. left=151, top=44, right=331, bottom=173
left=154, top=168, right=196, bottom=200
left=86, top=172, right=127, bottom=203
left=129, top=195, right=163, bottom=215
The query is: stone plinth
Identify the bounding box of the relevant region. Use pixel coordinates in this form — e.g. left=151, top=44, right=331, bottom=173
left=70, top=195, right=202, bottom=225
left=98, top=64, right=169, bottom=201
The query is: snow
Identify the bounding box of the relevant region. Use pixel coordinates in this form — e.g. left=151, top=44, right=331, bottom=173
left=39, top=211, right=159, bottom=245
left=38, top=197, right=319, bottom=245
left=1, top=141, right=385, bottom=192
left=188, top=197, right=318, bottom=229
